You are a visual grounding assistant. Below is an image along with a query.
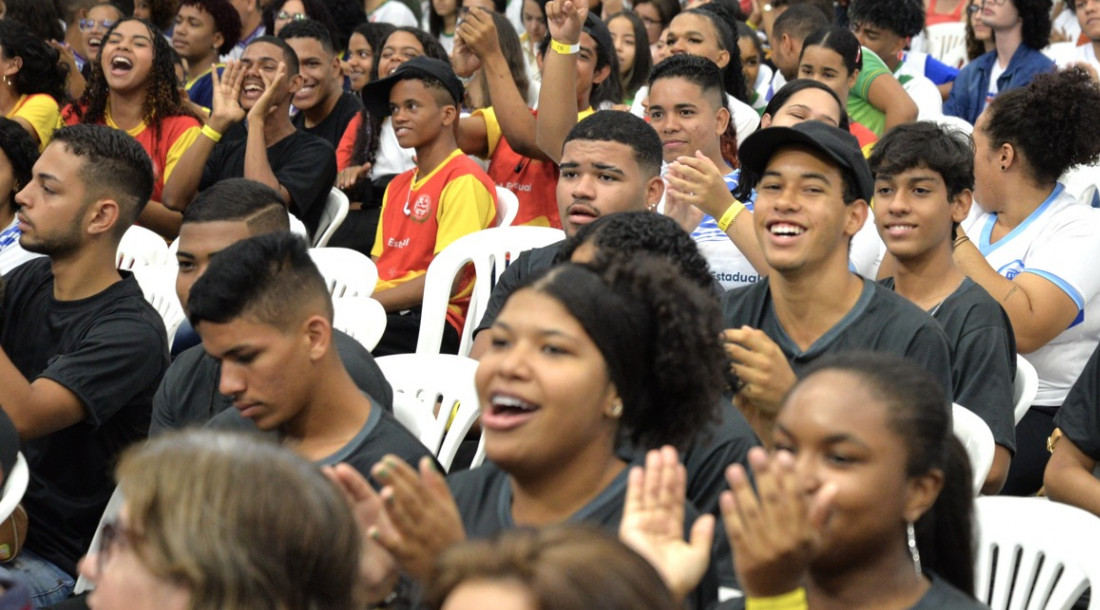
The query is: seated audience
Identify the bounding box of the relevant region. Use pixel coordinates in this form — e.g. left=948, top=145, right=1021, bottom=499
left=172, top=0, right=242, bottom=110
left=279, top=19, right=363, bottom=149
left=607, top=11, right=652, bottom=107
left=954, top=68, right=1100, bottom=495
left=223, top=0, right=265, bottom=60
left=189, top=232, right=432, bottom=478
left=765, top=5, right=830, bottom=99
left=361, top=56, right=497, bottom=356
left=150, top=178, right=392, bottom=434
left=0, top=20, right=67, bottom=150
left=848, top=0, right=959, bottom=99
left=0, top=124, right=169, bottom=605
left=965, top=0, right=994, bottom=62
left=1065, top=0, right=1100, bottom=76
left=870, top=121, right=1016, bottom=494
left=0, top=118, right=41, bottom=275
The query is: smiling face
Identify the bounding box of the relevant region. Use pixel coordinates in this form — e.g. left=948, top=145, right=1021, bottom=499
left=172, top=3, right=225, bottom=64
left=738, top=35, right=760, bottom=90
left=666, top=13, right=729, bottom=68
left=101, top=20, right=157, bottom=94
left=476, top=289, right=620, bottom=476
left=608, top=15, right=637, bottom=76
left=345, top=32, right=374, bottom=90
left=285, top=36, right=341, bottom=112
left=389, top=78, right=453, bottom=149
left=873, top=166, right=968, bottom=262
left=752, top=146, right=866, bottom=276
left=81, top=4, right=124, bottom=63
left=798, top=45, right=857, bottom=106
left=555, top=139, right=661, bottom=236
left=237, top=41, right=296, bottom=110
left=761, top=87, right=844, bottom=129
left=647, top=76, right=728, bottom=164
left=378, top=31, right=426, bottom=78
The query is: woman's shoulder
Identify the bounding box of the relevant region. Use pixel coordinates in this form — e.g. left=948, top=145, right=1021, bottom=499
left=910, top=574, right=990, bottom=609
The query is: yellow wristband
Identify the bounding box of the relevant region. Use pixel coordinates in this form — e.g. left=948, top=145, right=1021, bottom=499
left=746, top=588, right=808, bottom=610
left=550, top=38, right=580, bottom=55
left=716, top=200, right=746, bottom=232
left=201, top=124, right=223, bottom=143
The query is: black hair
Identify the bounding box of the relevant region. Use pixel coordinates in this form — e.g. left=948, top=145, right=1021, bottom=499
left=178, top=0, right=243, bottom=56
left=1015, top=0, right=1053, bottom=50
left=707, top=0, right=747, bottom=21
left=870, top=122, right=974, bottom=200
left=964, top=0, right=988, bottom=61
left=771, top=4, right=830, bottom=43
left=633, top=0, right=680, bottom=30
left=607, top=11, right=652, bottom=103
left=143, top=0, right=180, bottom=32
left=521, top=256, right=725, bottom=450
left=188, top=232, right=333, bottom=328
left=0, top=20, right=70, bottom=105
left=355, top=22, right=397, bottom=83
left=261, top=0, right=338, bottom=47
left=799, top=352, right=975, bottom=598
left=801, top=26, right=863, bottom=76
left=428, top=0, right=457, bottom=40
left=584, top=14, right=624, bottom=110
left=50, top=124, right=154, bottom=234
left=0, top=117, right=38, bottom=207
left=247, top=35, right=300, bottom=75
left=563, top=111, right=662, bottom=179
left=277, top=16, right=335, bottom=55
left=182, top=178, right=290, bottom=235
left=111, top=0, right=136, bottom=16
left=983, top=67, right=1100, bottom=187
left=736, top=21, right=764, bottom=58
left=690, top=3, right=750, bottom=104
left=325, top=0, right=367, bottom=50
left=774, top=0, right=834, bottom=19
left=467, top=13, right=530, bottom=109
left=648, top=54, right=729, bottom=120
left=848, top=0, right=924, bottom=38
left=347, top=22, right=396, bottom=175
left=3, top=0, right=65, bottom=41
left=555, top=211, right=715, bottom=290
left=385, top=26, right=450, bottom=64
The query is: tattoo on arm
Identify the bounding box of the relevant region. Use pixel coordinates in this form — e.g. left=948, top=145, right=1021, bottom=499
left=1003, top=284, right=1019, bottom=303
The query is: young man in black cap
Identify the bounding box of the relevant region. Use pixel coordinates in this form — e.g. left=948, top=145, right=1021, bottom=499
left=362, top=56, right=497, bottom=356
left=720, top=120, right=953, bottom=442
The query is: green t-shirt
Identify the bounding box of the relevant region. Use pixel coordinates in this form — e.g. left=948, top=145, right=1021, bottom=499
left=846, top=46, right=890, bottom=136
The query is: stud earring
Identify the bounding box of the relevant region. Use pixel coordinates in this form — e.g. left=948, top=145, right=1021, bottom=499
left=1000, top=165, right=1006, bottom=171
left=609, top=401, right=623, bottom=418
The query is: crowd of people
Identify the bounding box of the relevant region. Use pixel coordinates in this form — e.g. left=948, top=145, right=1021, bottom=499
left=1, top=0, right=1100, bottom=607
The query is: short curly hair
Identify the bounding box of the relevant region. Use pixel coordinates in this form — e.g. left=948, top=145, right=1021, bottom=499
left=0, top=118, right=38, bottom=204
left=982, top=67, right=1100, bottom=186
left=0, top=20, right=69, bottom=105
left=522, top=256, right=725, bottom=451
left=848, top=0, right=925, bottom=38
left=179, top=0, right=243, bottom=55
left=1014, top=0, right=1052, bottom=50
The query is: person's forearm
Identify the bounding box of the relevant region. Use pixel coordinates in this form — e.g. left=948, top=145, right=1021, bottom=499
left=137, top=201, right=183, bottom=239
left=1046, top=451, right=1100, bottom=517
left=373, top=274, right=428, bottom=312
left=161, top=131, right=218, bottom=211
left=726, top=205, right=767, bottom=274
left=243, top=117, right=288, bottom=201
left=954, top=239, right=1032, bottom=344
left=867, top=75, right=918, bottom=131
left=484, top=53, right=546, bottom=160
left=536, top=48, right=579, bottom=164
left=982, top=445, right=1011, bottom=495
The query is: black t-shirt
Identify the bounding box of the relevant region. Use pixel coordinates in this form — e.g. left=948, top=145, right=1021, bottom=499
left=474, top=241, right=563, bottom=334
left=1055, top=341, right=1100, bottom=460
left=721, top=278, right=953, bottom=404
left=0, top=259, right=169, bottom=576
left=207, top=395, right=436, bottom=483
left=883, top=277, right=1017, bottom=452
left=292, top=91, right=363, bottom=150
left=200, top=128, right=338, bottom=238
left=715, top=572, right=987, bottom=609
left=150, top=329, right=393, bottom=434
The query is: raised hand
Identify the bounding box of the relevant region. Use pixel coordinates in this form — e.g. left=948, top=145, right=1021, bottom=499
left=620, top=446, right=715, bottom=603
left=247, top=61, right=288, bottom=124
left=209, top=60, right=246, bottom=132
left=457, top=6, right=501, bottom=59
left=666, top=151, right=739, bottom=219
left=323, top=463, right=401, bottom=605
left=721, top=447, right=837, bottom=598
left=371, top=455, right=466, bottom=582
left=724, top=326, right=798, bottom=419
left=337, top=163, right=372, bottom=190
left=450, top=29, right=482, bottom=78
left=545, top=0, right=587, bottom=45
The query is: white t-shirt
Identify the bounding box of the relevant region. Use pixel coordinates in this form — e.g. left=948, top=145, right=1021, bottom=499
left=1060, top=43, right=1100, bottom=75
left=984, top=59, right=1007, bottom=110
left=369, top=1, right=418, bottom=27
left=0, top=217, right=42, bottom=275
left=962, top=183, right=1100, bottom=405
left=630, top=85, right=761, bottom=146
left=370, top=117, right=417, bottom=179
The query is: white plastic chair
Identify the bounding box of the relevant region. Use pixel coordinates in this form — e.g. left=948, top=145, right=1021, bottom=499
left=0, top=453, right=29, bottom=523
left=924, top=114, right=974, bottom=136
left=953, top=403, right=995, bottom=496
left=494, top=186, right=519, bottom=227
left=974, top=496, right=1100, bottom=609
left=374, top=354, right=486, bottom=472
left=415, top=226, right=565, bottom=356
left=73, top=486, right=125, bottom=594
left=313, top=188, right=350, bottom=247
left=1059, top=164, right=1100, bottom=208
left=116, top=225, right=170, bottom=270
left=332, top=296, right=388, bottom=352
left=905, top=75, right=944, bottom=120
left=1013, top=355, right=1039, bottom=425
left=309, top=247, right=378, bottom=297
left=131, top=265, right=187, bottom=348
left=926, top=22, right=967, bottom=64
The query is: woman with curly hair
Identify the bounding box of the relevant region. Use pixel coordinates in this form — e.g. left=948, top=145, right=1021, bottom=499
left=954, top=67, right=1100, bottom=495
left=63, top=18, right=201, bottom=238
left=1, top=0, right=64, bottom=42
left=965, top=0, right=994, bottom=61
left=0, top=20, right=68, bottom=150
left=0, top=117, right=40, bottom=274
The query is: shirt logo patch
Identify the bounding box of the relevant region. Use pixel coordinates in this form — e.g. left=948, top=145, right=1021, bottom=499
left=997, top=259, right=1025, bottom=280
left=411, top=194, right=432, bottom=223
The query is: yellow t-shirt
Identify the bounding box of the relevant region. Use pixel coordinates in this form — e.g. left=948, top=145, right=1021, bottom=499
left=6, top=94, right=60, bottom=151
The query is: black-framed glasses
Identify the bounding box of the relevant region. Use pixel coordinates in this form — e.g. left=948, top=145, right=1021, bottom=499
left=78, top=18, right=117, bottom=32
left=275, top=11, right=308, bottom=21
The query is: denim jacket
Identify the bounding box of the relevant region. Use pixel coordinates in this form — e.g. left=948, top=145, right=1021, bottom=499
left=943, top=45, right=1054, bottom=124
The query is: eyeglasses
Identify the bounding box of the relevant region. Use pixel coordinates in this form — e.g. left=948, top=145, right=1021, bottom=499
left=967, top=4, right=980, bottom=12
left=96, top=520, right=141, bottom=573
left=275, top=11, right=308, bottom=21
left=78, top=18, right=117, bottom=32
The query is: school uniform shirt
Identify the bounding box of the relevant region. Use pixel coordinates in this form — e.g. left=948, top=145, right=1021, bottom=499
left=473, top=107, right=595, bottom=229
left=221, top=24, right=265, bottom=62
left=293, top=90, right=364, bottom=150
left=372, top=149, right=497, bottom=331
left=899, top=51, right=960, bottom=85
left=962, top=183, right=1100, bottom=406
left=185, top=64, right=224, bottom=110
left=0, top=217, right=41, bottom=276
left=630, top=85, right=761, bottom=146
left=1060, top=43, right=1100, bottom=74
left=721, top=277, right=954, bottom=404
left=5, top=94, right=60, bottom=151
left=883, top=277, right=1017, bottom=453
left=943, top=45, right=1053, bottom=125
left=368, top=0, right=418, bottom=27
left=62, top=106, right=201, bottom=203
left=846, top=46, right=892, bottom=136
left=1054, top=341, right=1100, bottom=461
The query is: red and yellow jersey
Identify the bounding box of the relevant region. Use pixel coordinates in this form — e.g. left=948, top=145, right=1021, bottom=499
left=372, top=149, right=497, bottom=330
left=7, top=94, right=60, bottom=151
left=62, top=104, right=201, bottom=202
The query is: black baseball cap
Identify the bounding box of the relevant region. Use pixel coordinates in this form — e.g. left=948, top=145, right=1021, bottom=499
left=739, top=121, right=875, bottom=203
left=583, top=13, right=613, bottom=67
left=362, top=56, right=465, bottom=117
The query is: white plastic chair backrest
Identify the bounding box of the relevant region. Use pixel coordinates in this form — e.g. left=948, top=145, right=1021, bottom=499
left=73, top=486, right=125, bottom=594
left=116, top=225, right=169, bottom=270
left=1012, top=355, right=1038, bottom=425
left=1059, top=165, right=1100, bottom=207
left=923, top=114, right=974, bottom=136
left=926, top=22, right=967, bottom=63
left=308, top=247, right=378, bottom=297
left=130, top=265, right=186, bottom=348
left=0, top=453, right=29, bottom=523
left=374, top=354, right=484, bottom=472
left=332, top=296, right=387, bottom=352
left=415, top=226, right=565, bottom=356
left=904, top=75, right=944, bottom=120
left=313, top=188, right=350, bottom=247
left=952, top=403, right=994, bottom=495
left=974, top=496, right=1100, bottom=609
left=494, top=186, right=519, bottom=227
